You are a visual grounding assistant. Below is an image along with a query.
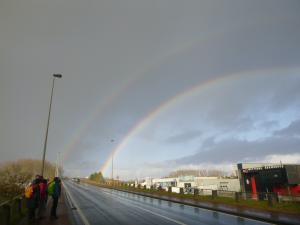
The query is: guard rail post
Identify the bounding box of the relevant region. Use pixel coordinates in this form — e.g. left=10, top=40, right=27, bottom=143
left=235, top=192, right=240, bottom=202
left=212, top=190, right=217, bottom=199
left=194, top=188, right=199, bottom=196
left=267, top=193, right=278, bottom=207
left=267, top=193, right=273, bottom=207
left=179, top=188, right=184, bottom=194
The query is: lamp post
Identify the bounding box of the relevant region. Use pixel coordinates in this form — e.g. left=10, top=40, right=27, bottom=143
left=55, top=152, right=61, bottom=177
left=111, top=139, right=114, bottom=185
left=41, top=74, right=62, bottom=177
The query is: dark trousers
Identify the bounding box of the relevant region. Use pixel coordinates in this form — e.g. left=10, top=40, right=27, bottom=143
left=37, top=198, right=46, bottom=218
left=50, top=197, right=59, bottom=217
left=27, top=198, right=38, bottom=220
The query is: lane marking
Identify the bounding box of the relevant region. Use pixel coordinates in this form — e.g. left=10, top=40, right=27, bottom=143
left=100, top=188, right=187, bottom=225
left=128, top=203, right=187, bottom=225
left=68, top=183, right=114, bottom=219
left=63, top=181, right=91, bottom=225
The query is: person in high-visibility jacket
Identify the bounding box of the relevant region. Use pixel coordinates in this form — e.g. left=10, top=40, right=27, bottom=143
left=48, top=177, right=61, bottom=219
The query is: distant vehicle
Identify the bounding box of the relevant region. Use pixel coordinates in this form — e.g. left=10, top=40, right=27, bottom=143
left=72, top=178, right=80, bottom=183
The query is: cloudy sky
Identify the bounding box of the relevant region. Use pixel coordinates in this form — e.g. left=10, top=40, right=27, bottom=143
left=1, top=0, right=300, bottom=179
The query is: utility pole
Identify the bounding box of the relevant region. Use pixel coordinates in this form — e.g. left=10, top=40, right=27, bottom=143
left=112, top=153, right=114, bottom=182
left=55, top=152, right=60, bottom=177
left=41, top=74, right=62, bottom=177
left=110, top=139, right=114, bottom=185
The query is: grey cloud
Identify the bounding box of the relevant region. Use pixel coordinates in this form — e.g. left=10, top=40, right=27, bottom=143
left=259, top=120, right=279, bottom=129
left=205, top=74, right=300, bottom=128
left=274, top=120, right=300, bottom=137
left=270, top=77, right=300, bottom=110
left=173, top=136, right=300, bottom=165
left=165, top=130, right=202, bottom=144
left=64, top=160, right=101, bottom=177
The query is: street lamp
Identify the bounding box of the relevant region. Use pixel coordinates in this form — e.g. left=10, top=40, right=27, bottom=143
left=41, top=74, right=62, bottom=177
left=111, top=139, right=114, bottom=185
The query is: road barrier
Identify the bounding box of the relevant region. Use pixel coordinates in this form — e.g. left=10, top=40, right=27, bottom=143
left=0, top=196, right=26, bottom=225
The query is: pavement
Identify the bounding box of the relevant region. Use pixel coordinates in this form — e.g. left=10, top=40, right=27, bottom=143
left=20, top=190, right=72, bottom=225
left=63, top=180, right=275, bottom=225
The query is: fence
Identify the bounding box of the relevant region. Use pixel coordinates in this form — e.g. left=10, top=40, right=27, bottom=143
left=189, top=188, right=300, bottom=205
left=0, top=196, right=26, bottom=225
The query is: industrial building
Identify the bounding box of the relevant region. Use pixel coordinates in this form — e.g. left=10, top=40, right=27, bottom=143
left=140, top=176, right=240, bottom=192
left=237, top=163, right=300, bottom=197
left=139, top=163, right=300, bottom=197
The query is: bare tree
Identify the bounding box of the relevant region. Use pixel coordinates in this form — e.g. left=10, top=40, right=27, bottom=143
left=168, top=169, right=227, bottom=178
left=0, top=159, right=56, bottom=199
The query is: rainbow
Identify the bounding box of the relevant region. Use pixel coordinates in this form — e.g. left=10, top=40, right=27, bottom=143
left=61, top=37, right=205, bottom=162
left=61, top=76, right=139, bottom=162
left=99, top=67, right=298, bottom=175
left=61, top=24, right=246, bottom=164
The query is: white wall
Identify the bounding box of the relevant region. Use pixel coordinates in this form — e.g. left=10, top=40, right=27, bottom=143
left=195, top=177, right=240, bottom=192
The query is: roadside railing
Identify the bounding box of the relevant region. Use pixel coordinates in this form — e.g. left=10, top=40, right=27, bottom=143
left=0, top=196, right=26, bottom=225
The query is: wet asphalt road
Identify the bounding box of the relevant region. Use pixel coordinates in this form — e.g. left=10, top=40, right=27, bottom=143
left=64, top=181, right=272, bottom=225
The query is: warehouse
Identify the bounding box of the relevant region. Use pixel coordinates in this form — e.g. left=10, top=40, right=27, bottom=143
left=141, top=175, right=240, bottom=192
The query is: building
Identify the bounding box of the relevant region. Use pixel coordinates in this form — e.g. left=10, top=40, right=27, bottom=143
left=195, top=177, right=240, bottom=192
left=177, top=176, right=195, bottom=188
left=237, top=163, right=300, bottom=197
left=152, top=177, right=177, bottom=188
left=141, top=177, right=177, bottom=189
left=140, top=175, right=240, bottom=192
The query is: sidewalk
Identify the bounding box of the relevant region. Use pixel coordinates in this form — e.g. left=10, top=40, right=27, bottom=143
left=20, top=189, right=72, bottom=225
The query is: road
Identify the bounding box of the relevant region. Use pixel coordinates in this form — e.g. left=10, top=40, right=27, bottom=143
left=64, top=181, right=272, bottom=225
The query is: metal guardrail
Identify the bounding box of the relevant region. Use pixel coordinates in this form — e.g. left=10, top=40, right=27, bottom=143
left=0, top=195, right=26, bottom=225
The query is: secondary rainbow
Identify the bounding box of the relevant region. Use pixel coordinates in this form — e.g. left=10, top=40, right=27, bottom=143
left=61, top=25, right=244, bottom=164
left=99, top=67, right=295, bottom=175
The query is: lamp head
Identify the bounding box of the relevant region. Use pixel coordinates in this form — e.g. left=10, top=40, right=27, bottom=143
left=53, top=74, right=62, bottom=78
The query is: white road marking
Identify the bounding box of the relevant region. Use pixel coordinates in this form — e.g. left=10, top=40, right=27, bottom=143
left=100, top=187, right=273, bottom=225
left=101, top=188, right=187, bottom=225
left=63, top=181, right=91, bottom=225
left=129, top=202, right=187, bottom=225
